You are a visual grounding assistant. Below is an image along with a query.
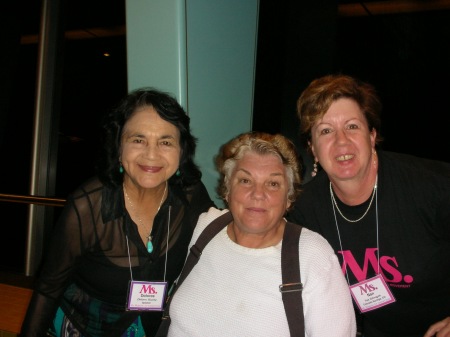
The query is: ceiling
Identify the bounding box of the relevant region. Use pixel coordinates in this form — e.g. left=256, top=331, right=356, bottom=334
left=18, top=0, right=450, bottom=44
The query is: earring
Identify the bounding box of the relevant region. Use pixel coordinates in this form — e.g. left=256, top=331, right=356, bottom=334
left=119, top=165, right=124, bottom=174
left=311, top=160, right=318, bottom=177
left=176, top=169, right=180, bottom=176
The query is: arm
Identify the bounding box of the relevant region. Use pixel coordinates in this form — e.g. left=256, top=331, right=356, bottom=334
left=20, top=197, right=83, bottom=336
left=301, top=230, right=356, bottom=337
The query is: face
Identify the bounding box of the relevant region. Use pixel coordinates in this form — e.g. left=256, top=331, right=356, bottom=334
left=310, top=98, right=376, bottom=181
left=120, top=106, right=181, bottom=189
left=227, top=151, right=291, bottom=237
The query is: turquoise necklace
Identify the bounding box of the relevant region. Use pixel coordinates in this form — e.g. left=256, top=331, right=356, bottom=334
left=124, top=182, right=167, bottom=253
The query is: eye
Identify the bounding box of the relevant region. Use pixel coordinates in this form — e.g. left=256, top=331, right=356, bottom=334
left=268, top=181, right=281, bottom=189
left=320, top=127, right=332, bottom=135
left=127, top=135, right=145, bottom=144
left=160, top=140, right=172, bottom=146
left=239, top=178, right=250, bottom=184
left=347, top=123, right=359, bottom=130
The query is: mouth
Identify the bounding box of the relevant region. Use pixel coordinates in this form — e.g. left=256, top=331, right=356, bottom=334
left=139, top=165, right=162, bottom=173
left=247, top=207, right=266, bottom=213
left=336, top=154, right=354, bottom=161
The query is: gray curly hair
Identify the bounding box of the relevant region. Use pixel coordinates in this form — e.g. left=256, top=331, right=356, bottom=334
left=215, top=131, right=302, bottom=209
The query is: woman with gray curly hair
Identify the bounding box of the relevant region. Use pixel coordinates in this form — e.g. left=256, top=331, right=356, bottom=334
left=164, top=131, right=356, bottom=336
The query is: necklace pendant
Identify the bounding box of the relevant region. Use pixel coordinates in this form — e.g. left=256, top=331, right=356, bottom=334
left=147, top=236, right=153, bottom=253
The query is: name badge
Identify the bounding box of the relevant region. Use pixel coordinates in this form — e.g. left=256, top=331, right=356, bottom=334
left=127, top=280, right=168, bottom=311
left=349, top=275, right=396, bottom=313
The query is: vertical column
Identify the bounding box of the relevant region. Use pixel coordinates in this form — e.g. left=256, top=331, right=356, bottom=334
left=126, top=0, right=259, bottom=206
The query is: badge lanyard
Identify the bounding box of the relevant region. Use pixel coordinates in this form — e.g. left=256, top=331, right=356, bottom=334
left=331, top=176, right=396, bottom=313
left=124, top=205, right=171, bottom=311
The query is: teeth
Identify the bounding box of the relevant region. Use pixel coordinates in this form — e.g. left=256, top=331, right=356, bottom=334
left=336, top=154, right=353, bottom=161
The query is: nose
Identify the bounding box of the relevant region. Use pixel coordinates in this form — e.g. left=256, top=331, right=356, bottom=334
left=335, top=129, right=349, bottom=144
left=145, top=142, right=159, bottom=159
left=251, top=183, right=266, bottom=200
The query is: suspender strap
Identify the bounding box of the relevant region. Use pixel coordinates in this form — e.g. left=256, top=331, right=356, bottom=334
left=159, top=214, right=304, bottom=337
left=160, top=211, right=233, bottom=321
left=279, top=222, right=304, bottom=337
left=177, top=211, right=233, bottom=285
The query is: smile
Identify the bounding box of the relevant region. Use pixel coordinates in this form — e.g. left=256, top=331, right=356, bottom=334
left=336, top=154, right=354, bottom=161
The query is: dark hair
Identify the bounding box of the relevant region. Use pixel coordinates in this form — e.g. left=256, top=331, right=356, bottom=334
left=96, top=88, right=202, bottom=187
left=215, top=131, right=301, bottom=208
left=296, top=74, right=383, bottom=148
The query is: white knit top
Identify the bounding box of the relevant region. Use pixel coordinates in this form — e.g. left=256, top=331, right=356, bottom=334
left=167, top=208, right=356, bottom=337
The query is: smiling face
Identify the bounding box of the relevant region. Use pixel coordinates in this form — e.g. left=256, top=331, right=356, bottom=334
left=120, top=106, right=181, bottom=189
left=227, top=151, right=290, bottom=240
left=310, top=98, right=376, bottom=182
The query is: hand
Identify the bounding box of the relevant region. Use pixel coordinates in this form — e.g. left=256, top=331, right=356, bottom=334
left=424, top=317, right=450, bottom=337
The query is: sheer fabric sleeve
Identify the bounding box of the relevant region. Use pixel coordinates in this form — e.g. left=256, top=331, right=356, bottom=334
left=20, top=194, right=86, bottom=336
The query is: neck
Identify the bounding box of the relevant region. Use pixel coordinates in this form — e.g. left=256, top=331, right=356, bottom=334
left=227, top=219, right=286, bottom=249
left=330, top=152, right=378, bottom=206
left=123, top=181, right=168, bottom=223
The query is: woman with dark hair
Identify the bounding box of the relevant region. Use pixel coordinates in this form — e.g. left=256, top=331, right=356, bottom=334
left=20, top=88, right=215, bottom=337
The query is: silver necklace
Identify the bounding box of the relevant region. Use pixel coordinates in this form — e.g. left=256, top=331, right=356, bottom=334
left=329, top=177, right=377, bottom=223
left=331, top=181, right=381, bottom=285
left=123, top=181, right=167, bottom=253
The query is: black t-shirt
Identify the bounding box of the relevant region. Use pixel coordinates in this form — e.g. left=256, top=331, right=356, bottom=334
left=287, top=151, right=450, bottom=337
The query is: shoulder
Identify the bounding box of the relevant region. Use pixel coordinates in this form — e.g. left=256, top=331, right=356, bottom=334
left=286, top=171, right=329, bottom=224
left=299, top=169, right=329, bottom=197
left=297, top=227, right=342, bottom=282
left=191, top=208, right=229, bottom=242
left=177, top=180, right=214, bottom=206
left=197, top=208, right=229, bottom=229
left=67, top=176, right=104, bottom=200
left=380, top=150, right=450, bottom=179
left=298, top=226, right=334, bottom=257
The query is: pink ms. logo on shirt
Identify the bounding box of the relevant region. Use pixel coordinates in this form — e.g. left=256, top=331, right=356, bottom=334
left=338, top=248, right=414, bottom=286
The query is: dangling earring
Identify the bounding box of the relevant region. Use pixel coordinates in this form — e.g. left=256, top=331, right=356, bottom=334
left=176, top=169, right=180, bottom=176
left=311, top=160, right=318, bottom=177
left=119, top=164, right=124, bottom=174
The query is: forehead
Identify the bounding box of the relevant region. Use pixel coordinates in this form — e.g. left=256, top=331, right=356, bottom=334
left=123, top=106, right=179, bottom=135
left=322, top=98, right=364, bottom=121
left=234, top=151, right=285, bottom=174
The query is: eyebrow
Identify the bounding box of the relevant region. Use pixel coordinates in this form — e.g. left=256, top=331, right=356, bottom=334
left=125, top=133, right=178, bottom=139
left=236, top=168, right=284, bottom=177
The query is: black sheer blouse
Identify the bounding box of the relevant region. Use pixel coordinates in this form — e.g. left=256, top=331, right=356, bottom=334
left=20, top=177, right=214, bottom=337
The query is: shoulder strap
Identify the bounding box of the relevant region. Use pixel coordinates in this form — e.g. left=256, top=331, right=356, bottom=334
left=280, top=221, right=304, bottom=337
left=161, top=214, right=304, bottom=337
left=177, top=211, right=233, bottom=285
left=161, top=211, right=233, bottom=316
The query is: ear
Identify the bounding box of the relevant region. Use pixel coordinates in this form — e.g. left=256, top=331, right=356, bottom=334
left=370, top=128, right=377, bottom=148
left=308, top=140, right=317, bottom=160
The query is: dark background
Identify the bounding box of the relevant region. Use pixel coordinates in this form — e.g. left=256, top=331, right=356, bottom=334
left=254, top=1, right=450, bottom=181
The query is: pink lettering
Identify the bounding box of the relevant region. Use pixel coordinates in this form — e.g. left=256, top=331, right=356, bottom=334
left=339, top=248, right=379, bottom=282
left=380, top=256, right=402, bottom=282
left=338, top=248, right=407, bottom=285
left=139, top=284, right=157, bottom=294
left=359, top=283, right=376, bottom=295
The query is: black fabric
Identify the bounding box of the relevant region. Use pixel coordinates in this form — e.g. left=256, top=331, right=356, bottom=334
left=287, top=150, right=450, bottom=337
left=156, top=212, right=305, bottom=337
left=281, top=222, right=304, bottom=337
left=20, top=176, right=214, bottom=337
